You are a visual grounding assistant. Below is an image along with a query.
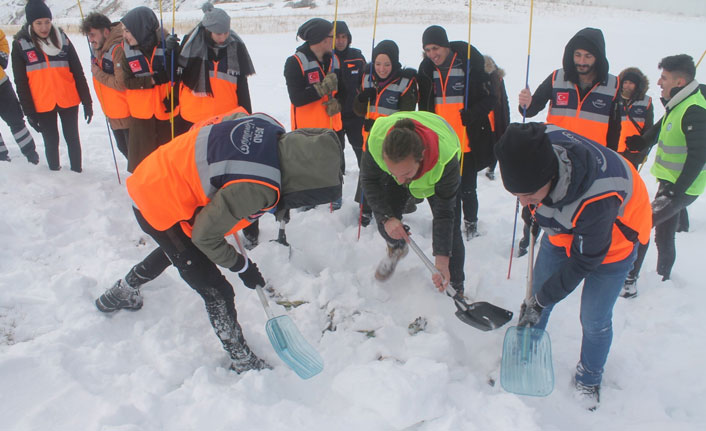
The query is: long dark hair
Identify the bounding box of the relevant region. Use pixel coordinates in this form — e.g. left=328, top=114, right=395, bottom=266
left=29, top=21, right=60, bottom=54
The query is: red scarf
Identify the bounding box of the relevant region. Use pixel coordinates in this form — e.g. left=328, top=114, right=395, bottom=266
left=410, top=120, right=439, bottom=180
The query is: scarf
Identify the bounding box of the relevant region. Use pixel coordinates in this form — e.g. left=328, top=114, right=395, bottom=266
left=410, top=120, right=440, bottom=180
left=178, top=26, right=255, bottom=97
left=31, top=26, right=62, bottom=56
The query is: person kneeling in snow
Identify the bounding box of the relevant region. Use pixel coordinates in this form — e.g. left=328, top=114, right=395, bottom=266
left=360, top=111, right=465, bottom=298
left=495, top=122, right=651, bottom=409
left=95, top=112, right=342, bottom=374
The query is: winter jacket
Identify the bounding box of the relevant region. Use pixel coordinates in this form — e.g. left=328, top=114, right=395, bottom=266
left=11, top=24, right=92, bottom=117
left=92, top=23, right=130, bottom=129
left=0, top=29, right=9, bottom=85
left=484, top=56, right=510, bottom=143
left=361, top=111, right=461, bottom=257
left=616, top=67, right=653, bottom=154
left=533, top=124, right=651, bottom=306
left=284, top=43, right=344, bottom=130
left=418, top=41, right=495, bottom=171
left=335, top=45, right=366, bottom=117
left=520, top=28, right=621, bottom=150
left=651, top=80, right=706, bottom=196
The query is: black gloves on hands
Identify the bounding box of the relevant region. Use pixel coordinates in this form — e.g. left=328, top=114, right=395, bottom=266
left=165, top=34, right=180, bottom=52
left=518, top=295, right=544, bottom=327
left=625, top=135, right=648, bottom=152
left=83, top=104, right=93, bottom=124
left=363, top=118, right=376, bottom=132
left=0, top=51, right=8, bottom=69
left=26, top=115, right=42, bottom=133
left=230, top=255, right=266, bottom=289
left=152, top=70, right=171, bottom=85
left=313, top=72, right=338, bottom=98
left=521, top=205, right=536, bottom=227
left=358, top=87, right=377, bottom=104
left=652, top=182, right=680, bottom=213
left=459, top=108, right=477, bottom=128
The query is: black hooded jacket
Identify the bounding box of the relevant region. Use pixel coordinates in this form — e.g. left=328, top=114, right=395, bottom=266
left=520, top=28, right=621, bottom=150
left=283, top=43, right=345, bottom=108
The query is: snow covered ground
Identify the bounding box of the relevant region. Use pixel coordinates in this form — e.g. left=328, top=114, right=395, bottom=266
left=1, top=2, right=705, bottom=430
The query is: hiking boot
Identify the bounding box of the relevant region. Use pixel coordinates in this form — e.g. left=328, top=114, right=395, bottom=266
left=375, top=244, right=409, bottom=281
left=229, top=347, right=272, bottom=374
left=574, top=380, right=600, bottom=411
left=485, top=170, right=495, bottom=180
left=95, top=279, right=143, bottom=312
left=360, top=211, right=372, bottom=227
left=464, top=221, right=480, bottom=241
left=0, top=152, right=9, bottom=162
left=243, top=230, right=259, bottom=250
left=24, top=150, right=39, bottom=165
left=620, top=276, right=638, bottom=299
left=331, top=198, right=342, bottom=211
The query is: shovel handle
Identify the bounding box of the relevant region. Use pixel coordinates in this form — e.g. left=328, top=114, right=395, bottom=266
left=403, top=233, right=460, bottom=299
left=234, top=233, right=276, bottom=320
left=525, top=227, right=537, bottom=301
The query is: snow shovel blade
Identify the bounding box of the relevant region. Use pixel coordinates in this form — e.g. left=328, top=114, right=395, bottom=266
left=500, top=325, right=554, bottom=396
left=265, top=315, right=324, bottom=379
left=453, top=300, right=514, bottom=331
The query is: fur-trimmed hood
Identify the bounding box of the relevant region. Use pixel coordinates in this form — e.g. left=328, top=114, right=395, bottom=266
left=619, top=67, right=649, bottom=100
left=484, top=55, right=505, bottom=80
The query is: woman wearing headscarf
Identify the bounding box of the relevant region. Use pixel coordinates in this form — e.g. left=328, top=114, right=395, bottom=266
left=177, top=3, right=255, bottom=127
left=11, top=0, right=92, bottom=172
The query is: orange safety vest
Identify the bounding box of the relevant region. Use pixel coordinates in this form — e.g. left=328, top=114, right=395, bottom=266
left=536, top=125, right=651, bottom=264
left=92, top=43, right=129, bottom=120
left=432, top=52, right=469, bottom=152
left=179, top=59, right=243, bottom=124
left=361, top=72, right=415, bottom=149
left=545, top=69, right=619, bottom=146
left=289, top=51, right=342, bottom=130
left=127, top=114, right=284, bottom=237
left=122, top=42, right=177, bottom=120
left=617, top=96, right=652, bottom=152
left=17, top=31, right=80, bottom=113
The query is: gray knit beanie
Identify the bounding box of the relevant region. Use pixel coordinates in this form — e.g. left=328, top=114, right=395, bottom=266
left=201, top=3, right=231, bottom=34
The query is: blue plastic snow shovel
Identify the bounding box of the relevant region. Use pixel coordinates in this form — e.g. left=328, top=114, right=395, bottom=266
left=255, top=285, right=324, bottom=379
left=500, top=229, right=554, bottom=396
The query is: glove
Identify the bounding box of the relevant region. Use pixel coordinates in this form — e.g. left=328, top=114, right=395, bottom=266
left=357, top=87, right=377, bottom=104
left=229, top=255, right=266, bottom=289
left=313, top=72, right=338, bottom=97
left=521, top=205, right=536, bottom=227
left=26, top=115, right=42, bottom=133
left=625, top=135, right=648, bottom=152
left=518, top=295, right=544, bottom=327
left=323, top=98, right=342, bottom=116
left=162, top=89, right=179, bottom=113
left=459, top=108, right=477, bottom=128
left=152, top=69, right=171, bottom=85
left=83, top=104, right=93, bottom=124
left=363, top=118, right=376, bottom=132
left=164, top=34, right=180, bottom=52
left=0, top=51, right=8, bottom=69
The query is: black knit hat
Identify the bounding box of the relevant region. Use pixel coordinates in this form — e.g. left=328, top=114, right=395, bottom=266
left=495, top=123, right=558, bottom=194
left=334, top=21, right=351, bottom=45
left=373, top=40, right=401, bottom=72
left=26, top=0, right=52, bottom=24
left=422, top=25, right=450, bottom=48
left=571, top=35, right=599, bottom=58
left=297, top=18, right=333, bottom=45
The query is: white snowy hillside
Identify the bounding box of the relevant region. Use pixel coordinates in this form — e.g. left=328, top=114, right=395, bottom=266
left=1, top=1, right=706, bottom=430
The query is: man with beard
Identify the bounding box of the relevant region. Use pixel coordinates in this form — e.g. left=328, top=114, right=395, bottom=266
left=518, top=27, right=621, bottom=150
left=80, top=13, right=131, bottom=158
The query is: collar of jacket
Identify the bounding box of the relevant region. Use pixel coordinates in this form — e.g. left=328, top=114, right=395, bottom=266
left=663, top=79, right=700, bottom=111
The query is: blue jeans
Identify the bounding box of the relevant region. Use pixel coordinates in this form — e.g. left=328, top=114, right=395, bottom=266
left=531, top=234, right=638, bottom=387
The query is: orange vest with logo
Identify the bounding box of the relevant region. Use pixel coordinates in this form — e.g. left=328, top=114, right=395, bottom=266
left=179, top=59, right=243, bottom=123
left=123, top=42, right=177, bottom=120
left=289, top=51, right=342, bottom=130
left=93, top=43, right=129, bottom=119
left=432, top=52, right=469, bottom=152
left=617, top=96, right=652, bottom=152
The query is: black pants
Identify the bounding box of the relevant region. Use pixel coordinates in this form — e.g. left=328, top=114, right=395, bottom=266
left=112, top=127, right=129, bottom=159
left=460, top=151, right=478, bottom=223
left=36, top=105, right=81, bottom=171
left=375, top=178, right=465, bottom=286
left=628, top=182, right=698, bottom=280
left=0, top=80, right=36, bottom=158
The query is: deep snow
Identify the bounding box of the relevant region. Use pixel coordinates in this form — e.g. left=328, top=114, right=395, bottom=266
left=1, top=1, right=705, bottom=430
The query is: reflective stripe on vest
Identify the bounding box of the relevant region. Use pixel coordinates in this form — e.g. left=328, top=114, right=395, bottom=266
left=536, top=125, right=651, bottom=263
left=617, top=96, right=651, bottom=152
left=18, top=32, right=80, bottom=113
left=180, top=57, right=244, bottom=123
left=431, top=52, right=468, bottom=152
left=545, top=69, right=618, bottom=146
left=363, top=74, right=412, bottom=117
left=367, top=111, right=461, bottom=199
left=651, top=89, right=706, bottom=196
left=290, top=51, right=342, bottom=130
left=93, top=43, right=129, bottom=119
left=123, top=43, right=176, bottom=120
left=127, top=114, right=284, bottom=236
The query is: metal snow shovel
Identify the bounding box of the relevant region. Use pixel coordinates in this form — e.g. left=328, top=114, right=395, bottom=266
left=234, top=234, right=323, bottom=379
left=403, top=234, right=513, bottom=332
left=500, top=229, right=554, bottom=396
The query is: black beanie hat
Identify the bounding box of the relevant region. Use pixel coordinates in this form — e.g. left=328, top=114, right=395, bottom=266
left=495, top=123, right=558, bottom=194
left=422, top=25, right=450, bottom=48
left=571, top=35, right=599, bottom=58
left=373, top=40, right=401, bottom=72
left=297, top=18, right=333, bottom=45
left=334, top=21, right=351, bottom=45
left=26, top=0, right=52, bottom=24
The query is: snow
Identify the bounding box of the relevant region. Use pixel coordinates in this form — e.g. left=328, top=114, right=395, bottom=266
left=1, top=2, right=706, bottom=430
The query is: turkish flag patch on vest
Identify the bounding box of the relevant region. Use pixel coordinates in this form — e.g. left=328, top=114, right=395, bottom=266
left=307, top=71, right=320, bottom=84
left=129, top=60, right=142, bottom=73
left=27, top=51, right=38, bottom=63
left=556, top=92, right=569, bottom=106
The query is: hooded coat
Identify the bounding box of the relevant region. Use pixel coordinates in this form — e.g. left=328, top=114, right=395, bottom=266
left=616, top=67, right=654, bottom=158
left=92, top=23, right=130, bottom=130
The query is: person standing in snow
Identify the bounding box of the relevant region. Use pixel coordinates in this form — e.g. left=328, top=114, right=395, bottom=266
left=482, top=55, right=510, bottom=182
left=418, top=25, right=495, bottom=241
left=619, top=55, right=706, bottom=298
left=80, top=12, right=131, bottom=159
left=360, top=111, right=465, bottom=299
left=95, top=112, right=342, bottom=374
left=495, top=122, right=651, bottom=409
left=353, top=39, right=418, bottom=227
left=615, top=66, right=654, bottom=168
left=11, top=0, right=92, bottom=172
left=0, top=28, right=39, bottom=164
